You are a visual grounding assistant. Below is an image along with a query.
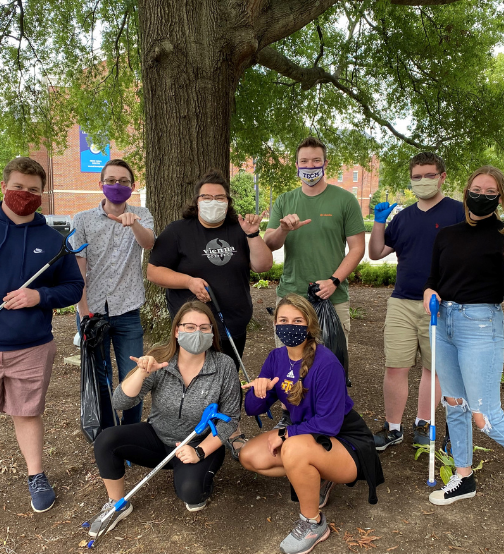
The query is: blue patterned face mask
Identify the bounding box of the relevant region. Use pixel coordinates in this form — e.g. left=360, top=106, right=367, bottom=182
left=275, top=324, right=308, bottom=347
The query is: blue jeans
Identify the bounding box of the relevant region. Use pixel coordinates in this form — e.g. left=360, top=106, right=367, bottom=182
left=434, top=301, right=504, bottom=468
left=93, top=308, right=144, bottom=429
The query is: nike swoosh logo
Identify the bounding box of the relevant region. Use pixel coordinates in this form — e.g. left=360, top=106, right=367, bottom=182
left=34, top=248, right=44, bottom=253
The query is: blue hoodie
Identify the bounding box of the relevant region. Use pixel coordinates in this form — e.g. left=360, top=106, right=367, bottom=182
left=0, top=204, right=84, bottom=351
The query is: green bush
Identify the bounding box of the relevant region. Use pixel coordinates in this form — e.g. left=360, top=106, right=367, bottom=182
left=348, top=261, right=396, bottom=286
left=250, top=262, right=283, bottom=282
left=53, top=305, right=76, bottom=315
left=252, top=261, right=396, bottom=287
left=260, top=220, right=269, bottom=232
left=364, top=220, right=374, bottom=232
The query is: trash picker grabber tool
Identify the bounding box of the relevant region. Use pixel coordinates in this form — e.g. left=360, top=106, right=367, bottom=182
left=0, top=228, right=88, bottom=311
left=427, top=294, right=440, bottom=487
left=84, top=403, right=231, bottom=548
left=205, top=285, right=273, bottom=428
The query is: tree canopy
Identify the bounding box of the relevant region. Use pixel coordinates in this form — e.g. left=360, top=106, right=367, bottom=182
left=1, top=0, right=503, bottom=222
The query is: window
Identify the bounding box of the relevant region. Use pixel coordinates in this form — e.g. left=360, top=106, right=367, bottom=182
left=337, top=171, right=343, bottom=182
left=353, top=170, right=358, bottom=182
left=352, top=187, right=358, bottom=197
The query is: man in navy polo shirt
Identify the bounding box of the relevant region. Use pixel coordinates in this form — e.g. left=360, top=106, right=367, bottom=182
left=369, top=152, right=465, bottom=450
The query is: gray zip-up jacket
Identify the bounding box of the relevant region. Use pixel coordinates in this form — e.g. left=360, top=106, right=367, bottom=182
left=112, top=350, right=240, bottom=447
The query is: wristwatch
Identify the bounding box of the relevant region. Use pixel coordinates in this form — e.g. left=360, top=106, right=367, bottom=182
left=194, top=446, right=205, bottom=461
left=330, top=276, right=340, bottom=287
left=278, top=428, right=287, bottom=442
left=246, top=230, right=260, bottom=238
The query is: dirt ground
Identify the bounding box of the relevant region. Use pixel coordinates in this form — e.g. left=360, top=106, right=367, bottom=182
left=1, top=284, right=503, bottom=554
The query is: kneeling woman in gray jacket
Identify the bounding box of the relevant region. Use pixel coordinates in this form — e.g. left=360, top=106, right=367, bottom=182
left=88, top=301, right=241, bottom=537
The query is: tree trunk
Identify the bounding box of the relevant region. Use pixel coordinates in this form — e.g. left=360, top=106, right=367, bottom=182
left=138, top=0, right=256, bottom=339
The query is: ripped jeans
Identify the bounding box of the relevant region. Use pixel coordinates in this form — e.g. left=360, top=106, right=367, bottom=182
left=434, top=301, right=504, bottom=468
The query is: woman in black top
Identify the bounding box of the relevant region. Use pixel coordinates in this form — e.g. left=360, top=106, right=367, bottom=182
left=147, top=169, right=272, bottom=455
left=423, top=166, right=504, bottom=506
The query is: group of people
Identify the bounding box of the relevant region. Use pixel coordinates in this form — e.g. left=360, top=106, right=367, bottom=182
left=1, top=137, right=504, bottom=554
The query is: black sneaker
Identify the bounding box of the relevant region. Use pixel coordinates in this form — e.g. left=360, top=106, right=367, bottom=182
left=28, top=472, right=56, bottom=513
left=429, top=472, right=476, bottom=505
left=412, top=420, right=430, bottom=448
left=274, top=410, right=292, bottom=429
left=374, top=422, right=403, bottom=451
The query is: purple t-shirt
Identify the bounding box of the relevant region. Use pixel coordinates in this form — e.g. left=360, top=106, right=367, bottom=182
left=384, top=197, right=465, bottom=300
left=245, top=344, right=354, bottom=437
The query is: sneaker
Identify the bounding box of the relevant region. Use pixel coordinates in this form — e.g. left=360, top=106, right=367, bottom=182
left=412, top=420, right=430, bottom=448
left=280, top=512, right=330, bottom=554
left=373, top=422, right=403, bottom=451
left=28, top=472, right=56, bottom=513
left=185, top=500, right=207, bottom=512
left=88, top=500, right=133, bottom=537
left=429, top=472, right=476, bottom=506
left=274, top=410, right=292, bottom=429
left=318, top=480, right=335, bottom=509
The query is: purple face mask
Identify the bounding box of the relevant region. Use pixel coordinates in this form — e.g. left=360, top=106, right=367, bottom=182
left=102, top=183, right=132, bottom=204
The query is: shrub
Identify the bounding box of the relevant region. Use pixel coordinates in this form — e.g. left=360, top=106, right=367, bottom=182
left=260, top=220, right=269, bottom=232
left=364, top=220, right=374, bottom=232
left=251, top=261, right=396, bottom=287
left=250, top=262, right=283, bottom=282
left=348, top=261, right=396, bottom=286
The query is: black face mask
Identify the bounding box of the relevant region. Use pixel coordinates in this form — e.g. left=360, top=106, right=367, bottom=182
left=466, top=194, right=500, bottom=217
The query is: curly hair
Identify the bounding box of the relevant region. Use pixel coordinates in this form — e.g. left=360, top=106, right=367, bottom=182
left=182, top=169, right=238, bottom=223
left=409, top=152, right=446, bottom=175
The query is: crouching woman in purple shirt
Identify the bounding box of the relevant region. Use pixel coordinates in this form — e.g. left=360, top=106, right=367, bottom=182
left=240, top=294, right=383, bottom=554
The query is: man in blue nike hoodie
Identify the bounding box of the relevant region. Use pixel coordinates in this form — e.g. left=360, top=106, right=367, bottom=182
left=0, top=157, right=83, bottom=513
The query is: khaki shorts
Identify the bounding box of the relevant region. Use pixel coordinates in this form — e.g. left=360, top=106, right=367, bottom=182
left=274, top=295, right=350, bottom=348
left=384, top=297, right=431, bottom=370
left=0, top=341, right=56, bottom=416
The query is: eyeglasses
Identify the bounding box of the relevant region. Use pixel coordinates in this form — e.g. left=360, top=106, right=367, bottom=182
left=411, top=173, right=440, bottom=181
left=198, top=194, right=228, bottom=203
left=103, top=178, right=132, bottom=187
left=468, top=190, right=500, bottom=201
left=178, top=323, right=213, bottom=333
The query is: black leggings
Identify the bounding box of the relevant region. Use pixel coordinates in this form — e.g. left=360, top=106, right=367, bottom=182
left=94, top=422, right=226, bottom=505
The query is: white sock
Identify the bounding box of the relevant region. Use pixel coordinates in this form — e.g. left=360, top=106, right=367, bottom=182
left=388, top=422, right=401, bottom=432
left=415, top=417, right=430, bottom=426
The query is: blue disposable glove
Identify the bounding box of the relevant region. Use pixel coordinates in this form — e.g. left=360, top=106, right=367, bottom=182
left=374, top=202, right=397, bottom=224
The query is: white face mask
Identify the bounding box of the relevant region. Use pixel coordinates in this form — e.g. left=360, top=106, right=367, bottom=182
left=297, top=166, right=325, bottom=186
left=410, top=177, right=440, bottom=199
left=198, top=200, right=228, bottom=224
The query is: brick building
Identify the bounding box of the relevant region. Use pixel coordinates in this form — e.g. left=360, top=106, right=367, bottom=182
left=327, top=157, right=380, bottom=217
left=30, top=124, right=141, bottom=217
left=30, top=124, right=378, bottom=218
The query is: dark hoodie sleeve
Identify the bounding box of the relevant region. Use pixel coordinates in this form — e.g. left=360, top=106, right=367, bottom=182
left=36, top=253, right=84, bottom=309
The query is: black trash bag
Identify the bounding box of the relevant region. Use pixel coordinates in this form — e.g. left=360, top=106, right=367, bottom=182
left=307, top=283, right=351, bottom=387
left=80, top=314, right=110, bottom=443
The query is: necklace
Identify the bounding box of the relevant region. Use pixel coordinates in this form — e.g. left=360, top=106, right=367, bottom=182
left=288, top=357, right=301, bottom=372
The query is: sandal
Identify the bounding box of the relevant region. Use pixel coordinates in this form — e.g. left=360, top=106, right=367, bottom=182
left=226, top=433, right=248, bottom=461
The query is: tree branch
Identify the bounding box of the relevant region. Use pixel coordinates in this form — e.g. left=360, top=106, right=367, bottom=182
left=253, top=0, right=340, bottom=49
left=391, top=0, right=460, bottom=4
left=257, top=46, right=430, bottom=149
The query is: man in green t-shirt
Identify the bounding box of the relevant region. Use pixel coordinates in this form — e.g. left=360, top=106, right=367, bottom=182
left=265, top=136, right=365, bottom=341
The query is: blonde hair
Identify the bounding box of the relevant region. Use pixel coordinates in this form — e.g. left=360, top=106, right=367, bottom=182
left=128, top=301, right=220, bottom=377
left=463, top=166, right=504, bottom=233
left=275, top=293, right=321, bottom=406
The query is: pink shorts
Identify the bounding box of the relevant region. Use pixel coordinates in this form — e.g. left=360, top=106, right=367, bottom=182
left=0, top=341, right=57, bottom=416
